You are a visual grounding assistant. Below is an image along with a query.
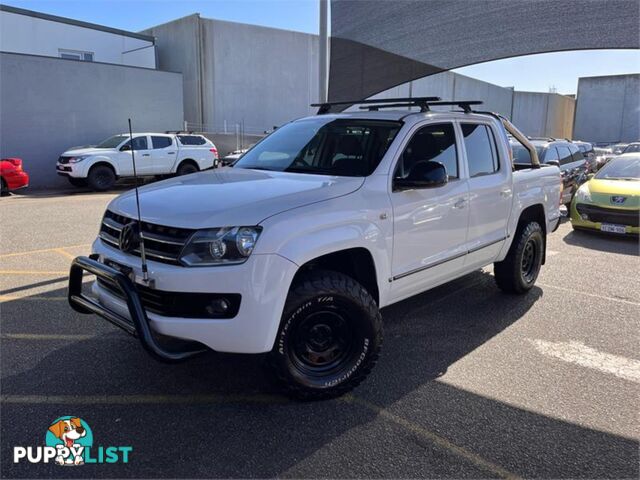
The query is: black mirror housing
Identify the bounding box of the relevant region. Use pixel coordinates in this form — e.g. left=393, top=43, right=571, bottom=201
left=120, top=144, right=131, bottom=152
left=394, top=161, right=448, bottom=191
left=546, top=160, right=560, bottom=167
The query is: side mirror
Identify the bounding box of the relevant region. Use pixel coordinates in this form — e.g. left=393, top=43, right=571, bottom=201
left=587, top=173, right=595, bottom=180
left=546, top=160, right=560, bottom=167
left=120, top=144, right=131, bottom=152
left=394, top=161, right=448, bottom=191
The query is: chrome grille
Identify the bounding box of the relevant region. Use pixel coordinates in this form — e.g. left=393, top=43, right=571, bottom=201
left=99, top=210, right=194, bottom=265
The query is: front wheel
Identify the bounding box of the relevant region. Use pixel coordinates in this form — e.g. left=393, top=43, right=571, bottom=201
left=269, top=270, right=383, bottom=400
left=494, top=221, right=544, bottom=294
left=87, top=165, right=116, bottom=191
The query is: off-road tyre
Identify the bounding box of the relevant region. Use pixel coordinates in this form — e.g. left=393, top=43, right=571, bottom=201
left=269, top=270, right=383, bottom=400
left=494, top=221, right=544, bottom=294
left=67, top=177, right=88, bottom=187
left=177, top=161, right=198, bottom=176
left=87, top=165, right=116, bottom=191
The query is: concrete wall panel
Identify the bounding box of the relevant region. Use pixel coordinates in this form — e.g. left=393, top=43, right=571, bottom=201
left=0, top=52, right=183, bottom=189
left=574, top=74, right=640, bottom=143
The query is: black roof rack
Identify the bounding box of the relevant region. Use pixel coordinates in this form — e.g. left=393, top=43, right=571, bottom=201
left=311, top=97, right=440, bottom=114
left=165, top=130, right=197, bottom=134
left=359, top=100, right=484, bottom=113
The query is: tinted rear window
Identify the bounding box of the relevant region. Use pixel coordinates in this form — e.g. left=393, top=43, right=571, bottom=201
left=177, top=135, right=207, bottom=146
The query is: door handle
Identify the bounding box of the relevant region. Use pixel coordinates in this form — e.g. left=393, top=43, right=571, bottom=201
left=142, top=154, right=150, bottom=157
left=167, top=151, right=176, bottom=154
left=453, top=198, right=467, bottom=209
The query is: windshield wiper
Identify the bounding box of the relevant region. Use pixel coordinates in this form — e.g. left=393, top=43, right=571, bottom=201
left=284, top=166, right=332, bottom=174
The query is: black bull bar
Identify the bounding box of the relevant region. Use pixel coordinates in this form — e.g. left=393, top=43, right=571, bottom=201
left=68, top=255, right=206, bottom=362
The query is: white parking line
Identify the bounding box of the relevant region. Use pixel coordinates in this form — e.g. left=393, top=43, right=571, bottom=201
left=528, top=339, right=640, bottom=384
left=537, top=283, right=640, bottom=307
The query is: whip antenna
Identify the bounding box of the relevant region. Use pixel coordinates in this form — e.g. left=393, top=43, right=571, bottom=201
left=128, top=118, right=149, bottom=283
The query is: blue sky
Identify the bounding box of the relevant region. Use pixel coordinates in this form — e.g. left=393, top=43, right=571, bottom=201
left=5, top=0, right=639, bottom=94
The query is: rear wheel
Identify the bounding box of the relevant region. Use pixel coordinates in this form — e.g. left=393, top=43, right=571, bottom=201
left=1, top=178, right=8, bottom=196
left=87, top=165, right=116, bottom=191
left=269, top=270, right=383, bottom=400
left=177, top=161, right=198, bottom=176
left=494, top=221, right=544, bottom=294
left=67, top=177, right=88, bottom=187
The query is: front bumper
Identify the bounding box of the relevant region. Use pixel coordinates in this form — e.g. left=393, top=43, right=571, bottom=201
left=570, top=201, right=639, bottom=235
left=56, top=162, right=84, bottom=178
left=73, top=239, right=298, bottom=355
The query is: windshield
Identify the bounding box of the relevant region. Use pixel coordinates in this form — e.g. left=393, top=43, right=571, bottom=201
left=234, top=118, right=402, bottom=176
left=96, top=135, right=127, bottom=149
left=595, top=157, right=640, bottom=180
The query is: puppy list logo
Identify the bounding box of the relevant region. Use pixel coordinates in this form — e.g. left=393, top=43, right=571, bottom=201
left=13, top=416, right=132, bottom=466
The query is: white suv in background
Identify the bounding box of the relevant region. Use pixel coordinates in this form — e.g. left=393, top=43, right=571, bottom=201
left=57, top=133, right=219, bottom=191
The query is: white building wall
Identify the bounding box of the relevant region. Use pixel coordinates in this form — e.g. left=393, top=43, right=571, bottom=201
left=0, top=10, right=156, bottom=68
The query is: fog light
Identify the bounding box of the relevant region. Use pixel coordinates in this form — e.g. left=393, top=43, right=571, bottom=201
left=206, top=298, right=231, bottom=315
left=581, top=213, right=589, bottom=221
left=209, top=239, right=226, bottom=259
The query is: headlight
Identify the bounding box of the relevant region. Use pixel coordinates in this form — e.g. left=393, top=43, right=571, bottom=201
left=68, top=155, right=90, bottom=163
left=575, top=185, right=592, bottom=203
left=179, top=226, right=262, bottom=266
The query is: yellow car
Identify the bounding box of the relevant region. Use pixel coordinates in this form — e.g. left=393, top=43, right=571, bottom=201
left=570, top=154, right=639, bottom=236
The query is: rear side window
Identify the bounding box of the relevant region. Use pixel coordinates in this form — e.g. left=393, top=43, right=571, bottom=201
left=570, top=145, right=584, bottom=162
left=557, top=146, right=572, bottom=165
left=397, top=123, right=458, bottom=179
left=177, top=135, right=207, bottom=146
left=461, top=124, right=499, bottom=177
left=151, top=136, right=172, bottom=149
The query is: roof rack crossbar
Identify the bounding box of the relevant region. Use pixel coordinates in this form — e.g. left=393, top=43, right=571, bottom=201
left=425, top=101, right=484, bottom=113
left=312, top=97, right=441, bottom=114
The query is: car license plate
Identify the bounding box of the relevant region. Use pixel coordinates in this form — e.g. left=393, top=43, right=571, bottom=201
left=600, top=223, right=626, bottom=234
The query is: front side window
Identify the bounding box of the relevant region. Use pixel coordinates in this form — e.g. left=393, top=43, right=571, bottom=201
left=151, top=136, right=173, bottom=149
left=623, top=144, right=640, bottom=153
left=122, top=136, right=148, bottom=151
left=235, top=118, right=402, bottom=177
left=462, top=123, right=499, bottom=177
left=543, top=146, right=559, bottom=162
left=395, top=123, right=458, bottom=180
left=569, top=144, right=584, bottom=161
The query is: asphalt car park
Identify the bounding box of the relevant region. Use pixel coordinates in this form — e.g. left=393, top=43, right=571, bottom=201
left=1, top=192, right=638, bottom=479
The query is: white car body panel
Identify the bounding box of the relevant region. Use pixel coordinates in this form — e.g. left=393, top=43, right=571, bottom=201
left=87, top=111, right=561, bottom=354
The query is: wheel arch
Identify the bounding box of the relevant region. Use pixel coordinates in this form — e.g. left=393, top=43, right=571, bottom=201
left=291, top=247, right=380, bottom=305
left=176, top=158, right=199, bottom=173
left=88, top=160, right=118, bottom=177
left=515, top=203, right=547, bottom=264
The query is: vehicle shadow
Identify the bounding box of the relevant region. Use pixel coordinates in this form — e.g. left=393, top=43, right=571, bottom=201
left=1, top=272, right=637, bottom=478
left=563, top=228, right=639, bottom=255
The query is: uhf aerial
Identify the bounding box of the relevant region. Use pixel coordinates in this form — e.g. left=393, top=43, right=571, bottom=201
left=127, top=118, right=150, bottom=284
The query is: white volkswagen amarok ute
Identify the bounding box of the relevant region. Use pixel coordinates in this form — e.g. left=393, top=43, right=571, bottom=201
left=68, top=98, right=562, bottom=400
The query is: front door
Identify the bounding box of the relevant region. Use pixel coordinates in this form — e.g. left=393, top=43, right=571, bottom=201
left=390, top=122, right=469, bottom=302
left=118, top=136, right=152, bottom=176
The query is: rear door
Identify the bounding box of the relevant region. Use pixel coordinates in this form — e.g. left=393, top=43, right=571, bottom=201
left=150, top=135, right=176, bottom=173
left=460, top=121, right=511, bottom=267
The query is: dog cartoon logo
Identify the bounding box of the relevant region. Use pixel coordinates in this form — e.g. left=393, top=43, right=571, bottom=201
left=45, top=416, right=93, bottom=466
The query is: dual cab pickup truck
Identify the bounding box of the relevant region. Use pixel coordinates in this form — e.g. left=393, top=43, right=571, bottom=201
left=57, top=133, right=218, bottom=191
left=68, top=98, right=562, bottom=399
